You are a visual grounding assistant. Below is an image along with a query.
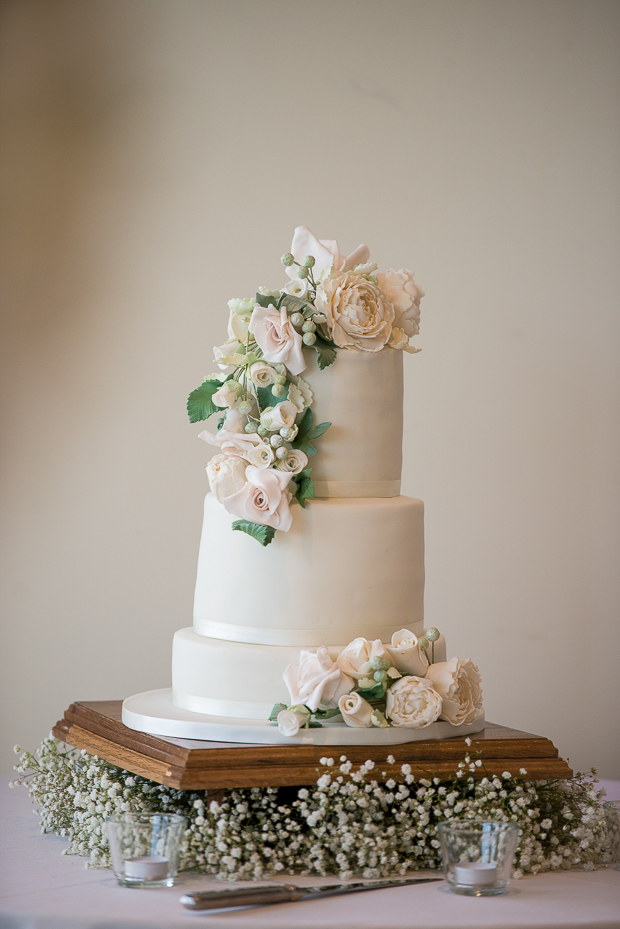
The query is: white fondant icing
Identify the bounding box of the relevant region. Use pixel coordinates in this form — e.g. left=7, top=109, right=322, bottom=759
left=172, top=628, right=447, bottom=721
left=193, top=494, right=425, bottom=646
left=312, top=480, right=401, bottom=498
left=301, top=348, right=403, bottom=495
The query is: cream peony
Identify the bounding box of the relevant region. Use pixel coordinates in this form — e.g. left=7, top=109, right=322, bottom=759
left=206, top=454, right=247, bottom=503
left=276, top=449, right=308, bottom=475
left=286, top=226, right=370, bottom=281
left=249, top=304, right=306, bottom=375
left=223, top=465, right=293, bottom=531
left=336, top=637, right=390, bottom=681
left=425, top=658, right=483, bottom=726
left=385, top=676, right=443, bottom=728
left=277, top=709, right=305, bottom=737
left=316, top=273, right=395, bottom=352
left=376, top=269, right=423, bottom=338
left=261, top=400, right=297, bottom=432
left=245, top=442, right=275, bottom=469
left=283, top=647, right=355, bottom=712
left=338, top=692, right=374, bottom=728
left=249, top=362, right=277, bottom=388
left=388, top=629, right=427, bottom=676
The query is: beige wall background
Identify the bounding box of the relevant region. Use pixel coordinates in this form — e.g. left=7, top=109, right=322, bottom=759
left=1, top=0, right=619, bottom=778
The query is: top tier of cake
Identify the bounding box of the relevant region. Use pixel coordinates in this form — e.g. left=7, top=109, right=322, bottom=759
left=292, top=347, right=403, bottom=498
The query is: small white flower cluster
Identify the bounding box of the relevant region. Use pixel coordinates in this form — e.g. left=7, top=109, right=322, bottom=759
left=12, top=739, right=609, bottom=879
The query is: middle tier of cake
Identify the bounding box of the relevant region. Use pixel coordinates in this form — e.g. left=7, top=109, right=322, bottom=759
left=192, top=492, right=425, bottom=648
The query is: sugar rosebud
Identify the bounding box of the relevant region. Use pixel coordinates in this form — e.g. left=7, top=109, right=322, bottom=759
left=339, top=692, right=373, bottom=728
left=277, top=709, right=305, bottom=737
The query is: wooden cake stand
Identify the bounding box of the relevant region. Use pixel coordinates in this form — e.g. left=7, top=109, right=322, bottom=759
left=52, top=701, right=573, bottom=790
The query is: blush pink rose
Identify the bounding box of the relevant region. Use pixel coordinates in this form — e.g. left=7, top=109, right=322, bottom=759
left=249, top=304, right=306, bottom=375
left=223, top=465, right=293, bottom=531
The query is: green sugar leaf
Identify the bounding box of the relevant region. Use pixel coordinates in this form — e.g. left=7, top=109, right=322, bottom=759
left=256, top=381, right=289, bottom=411
left=187, top=379, right=225, bottom=423
left=357, top=683, right=386, bottom=701
left=307, top=421, right=331, bottom=441
left=280, top=294, right=315, bottom=317
left=294, top=468, right=315, bottom=509
left=232, top=519, right=276, bottom=547
left=255, top=292, right=277, bottom=309
left=269, top=703, right=288, bottom=722
left=291, top=408, right=330, bottom=458
left=314, top=336, right=337, bottom=370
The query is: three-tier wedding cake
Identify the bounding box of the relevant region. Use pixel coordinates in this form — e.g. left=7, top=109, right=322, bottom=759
left=123, top=227, right=484, bottom=744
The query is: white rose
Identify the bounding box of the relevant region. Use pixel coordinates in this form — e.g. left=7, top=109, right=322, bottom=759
left=213, top=339, right=247, bottom=369
left=316, top=273, right=395, bottom=352
left=223, top=465, right=293, bottom=531
left=286, top=226, right=370, bottom=281
left=245, top=442, right=275, bottom=469
left=206, top=454, right=247, bottom=503
left=261, top=400, right=297, bottom=432
left=388, top=629, right=427, bottom=677
left=277, top=709, right=305, bottom=737
left=198, top=424, right=262, bottom=458
left=227, top=309, right=249, bottom=342
left=287, top=376, right=313, bottom=413
left=385, top=676, right=443, bottom=728
left=284, top=278, right=310, bottom=299
left=283, top=647, right=355, bottom=712
left=249, top=304, right=306, bottom=375
left=336, top=637, right=390, bottom=681
left=212, top=380, right=241, bottom=409
left=276, top=449, right=308, bottom=475
left=376, top=269, right=423, bottom=338
left=424, top=658, right=483, bottom=726
left=338, top=692, right=373, bottom=728
left=249, top=362, right=277, bottom=388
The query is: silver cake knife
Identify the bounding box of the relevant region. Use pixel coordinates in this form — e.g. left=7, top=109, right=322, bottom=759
left=180, top=876, right=442, bottom=910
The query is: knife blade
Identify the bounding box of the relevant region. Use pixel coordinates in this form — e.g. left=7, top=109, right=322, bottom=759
left=180, top=875, right=443, bottom=910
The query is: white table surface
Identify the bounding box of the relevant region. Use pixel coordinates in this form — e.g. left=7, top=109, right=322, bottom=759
left=1, top=780, right=619, bottom=929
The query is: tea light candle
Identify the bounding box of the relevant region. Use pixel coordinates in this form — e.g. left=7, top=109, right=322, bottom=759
left=453, top=862, right=498, bottom=887
left=124, top=856, right=169, bottom=880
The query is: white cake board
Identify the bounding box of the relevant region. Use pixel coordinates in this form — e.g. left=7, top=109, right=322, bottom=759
left=122, top=688, right=486, bottom=746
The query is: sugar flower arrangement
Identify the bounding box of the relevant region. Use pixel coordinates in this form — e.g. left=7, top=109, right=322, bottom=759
left=187, top=227, right=423, bottom=545
left=271, top=627, right=484, bottom=736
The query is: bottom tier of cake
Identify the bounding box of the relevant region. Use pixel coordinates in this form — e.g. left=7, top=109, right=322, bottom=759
left=171, top=624, right=440, bottom=720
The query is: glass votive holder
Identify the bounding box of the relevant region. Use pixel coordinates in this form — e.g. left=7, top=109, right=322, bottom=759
left=603, top=801, right=620, bottom=870
left=105, top=812, right=187, bottom=887
left=438, top=820, right=520, bottom=896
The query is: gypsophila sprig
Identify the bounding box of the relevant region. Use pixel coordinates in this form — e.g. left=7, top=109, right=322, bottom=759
left=13, top=739, right=609, bottom=879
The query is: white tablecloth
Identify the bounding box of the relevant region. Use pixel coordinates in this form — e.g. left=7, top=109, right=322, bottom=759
left=1, top=780, right=619, bottom=929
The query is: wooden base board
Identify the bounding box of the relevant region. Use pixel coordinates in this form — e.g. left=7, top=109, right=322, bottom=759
left=52, top=700, right=573, bottom=790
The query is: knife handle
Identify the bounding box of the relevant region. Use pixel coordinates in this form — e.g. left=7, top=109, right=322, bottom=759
left=180, top=883, right=305, bottom=910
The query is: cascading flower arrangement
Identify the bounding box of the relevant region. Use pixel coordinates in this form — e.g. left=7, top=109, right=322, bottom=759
left=271, top=627, right=484, bottom=736
left=187, top=227, right=423, bottom=545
